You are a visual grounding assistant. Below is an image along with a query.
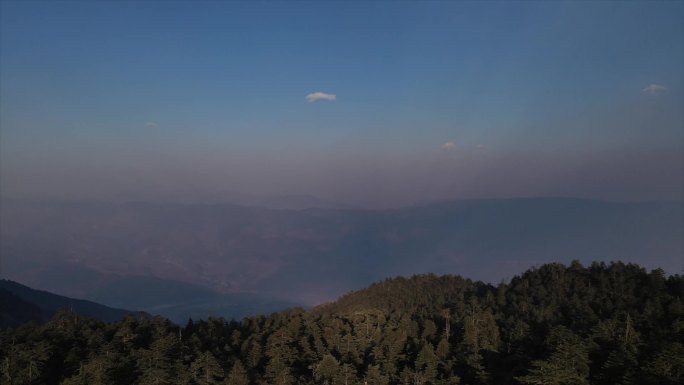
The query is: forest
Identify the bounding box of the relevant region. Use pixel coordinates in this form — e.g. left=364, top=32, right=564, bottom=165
left=1, top=261, right=682, bottom=385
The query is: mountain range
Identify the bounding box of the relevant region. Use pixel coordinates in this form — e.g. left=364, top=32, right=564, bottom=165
left=1, top=197, right=682, bottom=321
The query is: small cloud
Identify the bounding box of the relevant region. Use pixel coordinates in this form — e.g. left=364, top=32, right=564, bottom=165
left=642, top=84, right=666, bottom=95
left=145, top=122, right=158, bottom=127
left=442, top=141, right=456, bottom=151
left=306, top=92, right=337, bottom=103
left=476, top=144, right=485, bottom=149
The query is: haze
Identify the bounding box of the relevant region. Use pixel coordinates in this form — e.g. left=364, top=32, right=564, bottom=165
left=1, top=1, right=682, bottom=207
left=1, top=1, right=683, bottom=320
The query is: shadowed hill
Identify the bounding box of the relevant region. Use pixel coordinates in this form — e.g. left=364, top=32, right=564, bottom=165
left=0, top=279, right=146, bottom=327
left=0, top=288, right=46, bottom=327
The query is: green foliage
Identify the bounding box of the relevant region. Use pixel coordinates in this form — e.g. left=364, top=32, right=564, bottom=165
left=190, top=351, right=223, bottom=385
left=365, top=364, right=389, bottom=385
left=0, top=261, right=681, bottom=385
left=315, top=354, right=339, bottom=383
left=226, top=361, right=249, bottom=385
left=645, top=342, right=684, bottom=384
left=516, top=326, right=592, bottom=385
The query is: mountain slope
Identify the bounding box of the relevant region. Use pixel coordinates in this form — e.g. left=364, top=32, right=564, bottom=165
left=0, top=279, right=145, bottom=327
left=2, top=197, right=682, bottom=308
left=0, top=288, right=47, bottom=327
left=1, top=262, right=682, bottom=385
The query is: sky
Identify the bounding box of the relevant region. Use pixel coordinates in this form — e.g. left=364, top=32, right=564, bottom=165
left=1, top=1, right=682, bottom=207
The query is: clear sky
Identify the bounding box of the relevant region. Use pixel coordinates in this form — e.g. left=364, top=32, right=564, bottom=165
left=1, top=1, right=682, bottom=207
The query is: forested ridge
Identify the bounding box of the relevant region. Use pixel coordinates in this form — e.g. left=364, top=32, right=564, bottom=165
left=1, top=261, right=682, bottom=385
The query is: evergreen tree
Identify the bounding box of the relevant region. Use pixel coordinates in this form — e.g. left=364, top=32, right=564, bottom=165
left=190, top=351, right=224, bottom=385
left=415, top=343, right=438, bottom=383
left=225, top=361, right=249, bottom=385
left=364, top=364, right=389, bottom=385
left=315, top=354, right=340, bottom=384
left=0, top=262, right=680, bottom=385
left=138, top=333, right=178, bottom=385
left=517, top=326, right=592, bottom=385
left=645, top=342, right=684, bottom=385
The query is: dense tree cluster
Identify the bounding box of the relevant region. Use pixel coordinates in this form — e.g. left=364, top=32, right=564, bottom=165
left=1, top=261, right=682, bottom=385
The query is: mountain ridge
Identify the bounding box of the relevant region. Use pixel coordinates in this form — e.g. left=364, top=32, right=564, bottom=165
left=0, top=279, right=147, bottom=327
left=2, top=196, right=682, bottom=317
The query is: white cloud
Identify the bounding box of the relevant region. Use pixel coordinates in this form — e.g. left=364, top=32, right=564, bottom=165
left=145, top=122, right=158, bottom=127
left=306, top=92, right=337, bottom=103
left=442, top=142, right=456, bottom=151
left=642, top=84, right=666, bottom=95
left=476, top=144, right=485, bottom=149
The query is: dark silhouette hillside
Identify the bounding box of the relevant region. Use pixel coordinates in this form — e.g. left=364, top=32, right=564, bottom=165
left=0, top=279, right=145, bottom=327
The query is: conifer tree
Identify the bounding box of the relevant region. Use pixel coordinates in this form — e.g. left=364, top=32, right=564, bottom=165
left=364, top=364, right=389, bottom=385
left=190, top=351, right=224, bottom=385
left=517, top=326, right=592, bottom=385
left=225, top=361, right=249, bottom=385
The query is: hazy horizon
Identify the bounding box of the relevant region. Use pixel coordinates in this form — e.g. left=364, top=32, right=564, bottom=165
left=1, top=1, right=683, bottom=320
left=1, top=1, right=682, bottom=209
left=1, top=3, right=683, bottom=381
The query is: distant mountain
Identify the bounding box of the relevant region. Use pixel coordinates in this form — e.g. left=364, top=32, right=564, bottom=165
left=0, top=279, right=145, bottom=327
left=211, top=192, right=353, bottom=210
left=1, top=264, right=299, bottom=323
left=105, top=190, right=353, bottom=210
left=0, top=288, right=46, bottom=327
left=79, top=273, right=300, bottom=324
left=1, top=197, right=682, bottom=314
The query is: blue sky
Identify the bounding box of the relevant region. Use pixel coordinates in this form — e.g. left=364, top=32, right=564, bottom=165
left=1, top=1, right=682, bottom=206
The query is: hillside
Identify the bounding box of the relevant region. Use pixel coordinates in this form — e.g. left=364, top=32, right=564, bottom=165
left=0, top=280, right=146, bottom=327
left=2, top=198, right=682, bottom=312
left=1, top=261, right=682, bottom=385
left=0, top=288, right=46, bottom=327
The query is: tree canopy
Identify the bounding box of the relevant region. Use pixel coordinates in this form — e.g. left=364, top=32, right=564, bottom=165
left=1, top=261, right=682, bottom=385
